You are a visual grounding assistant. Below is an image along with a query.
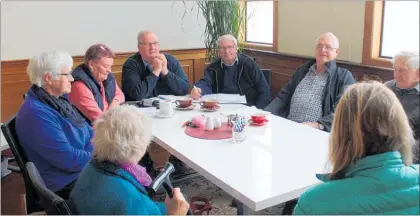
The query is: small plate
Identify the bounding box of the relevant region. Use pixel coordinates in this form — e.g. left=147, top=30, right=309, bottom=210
left=175, top=104, right=196, bottom=111
left=200, top=105, right=220, bottom=112
left=249, top=119, right=268, bottom=126
left=153, top=111, right=175, bottom=119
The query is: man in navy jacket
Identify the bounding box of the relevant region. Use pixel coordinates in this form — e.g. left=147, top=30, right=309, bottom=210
left=122, top=31, right=189, bottom=101
left=191, top=35, right=270, bottom=109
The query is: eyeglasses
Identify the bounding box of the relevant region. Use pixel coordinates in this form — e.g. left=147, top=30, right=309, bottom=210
left=58, top=73, right=73, bottom=78
left=218, top=45, right=237, bottom=50
left=139, top=41, right=160, bottom=47
left=316, top=44, right=337, bottom=51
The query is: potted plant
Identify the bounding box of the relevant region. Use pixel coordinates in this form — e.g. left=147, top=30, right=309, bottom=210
left=179, top=0, right=248, bottom=62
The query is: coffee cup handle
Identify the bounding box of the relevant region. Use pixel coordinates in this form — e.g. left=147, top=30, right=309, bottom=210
left=199, top=101, right=204, bottom=107
left=175, top=100, right=180, bottom=106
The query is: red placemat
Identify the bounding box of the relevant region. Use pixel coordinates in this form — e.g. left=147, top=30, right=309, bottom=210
left=185, top=122, right=232, bottom=140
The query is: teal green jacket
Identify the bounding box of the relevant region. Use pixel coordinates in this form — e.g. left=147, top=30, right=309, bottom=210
left=294, top=151, right=420, bottom=215
left=69, top=160, right=166, bottom=215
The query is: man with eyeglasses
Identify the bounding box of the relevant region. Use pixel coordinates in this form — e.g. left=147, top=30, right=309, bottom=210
left=265, top=32, right=355, bottom=132
left=122, top=31, right=190, bottom=177
left=385, top=50, right=419, bottom=163
left=190, top=34, right=270, bottom=109
left=122, top=31, right=189, bottom=101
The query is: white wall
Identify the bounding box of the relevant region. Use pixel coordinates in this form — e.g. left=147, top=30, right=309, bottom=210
left=277, top=1, right=365, bottom=63
left=1, top=1, right=205, bottom=60
left=2, top=1, right=368, bottom=63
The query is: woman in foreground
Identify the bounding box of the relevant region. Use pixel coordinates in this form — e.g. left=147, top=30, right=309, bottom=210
left=294, top=82, right=419, bottom=215
left=69, top=105, right=189, bottom=215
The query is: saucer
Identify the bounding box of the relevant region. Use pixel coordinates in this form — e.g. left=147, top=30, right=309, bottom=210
left=200, top=105, right=220, bottom=112
left=249, top=119, right=268, bottom=126
left=153, top=111, right=175, bottom=119
left=175, top=104, right=196, bottom=111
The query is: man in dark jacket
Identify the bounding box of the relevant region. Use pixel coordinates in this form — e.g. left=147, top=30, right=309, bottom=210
left=122, top=31, right=189, bottom=101
left=385, top=50, right=419, bottom=163
left=190, top=34, right=270, bottom=109
left=121, top=31, right=189, bottom=176
left=265, top=32, right=355, bottom=132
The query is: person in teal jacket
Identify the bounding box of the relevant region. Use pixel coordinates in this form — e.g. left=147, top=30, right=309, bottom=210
left=294, top=82, right=420, bottom=215
left=69, top=105, right=189, bottom=215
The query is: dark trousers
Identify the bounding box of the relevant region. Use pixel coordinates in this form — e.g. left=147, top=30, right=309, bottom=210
left=55, top=180, right=76, bottom=199
left=235, top=198, right=298, bottom=215
left=282, top=199, right=298, bottom=215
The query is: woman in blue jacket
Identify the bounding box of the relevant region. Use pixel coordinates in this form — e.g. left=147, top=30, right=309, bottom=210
left=294, top=82, right=419, bottom=215
left=69, top=105, right=189, bottom=215
left=16, top=51, right=93, bottom=199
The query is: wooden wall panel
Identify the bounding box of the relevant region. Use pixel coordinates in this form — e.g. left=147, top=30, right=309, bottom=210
left=179, top=60, right=194, bottom=87
left=244, top=49, right=393, bottom=99
left=1, top=48, right=206, bottom=122
left=193, top=58, right=206, bottom=83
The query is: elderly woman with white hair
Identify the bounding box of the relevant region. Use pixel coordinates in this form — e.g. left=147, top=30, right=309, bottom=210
left=68, top=105, right=189, bottom=215
left=385, top=50, right=419, bottom=163
left=15, top=51, right=94, bottom=199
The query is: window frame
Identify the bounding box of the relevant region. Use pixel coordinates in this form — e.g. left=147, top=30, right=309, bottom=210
left=362, top=1, right=392, bottom=68
left=241, top=0, right=278, bottom=52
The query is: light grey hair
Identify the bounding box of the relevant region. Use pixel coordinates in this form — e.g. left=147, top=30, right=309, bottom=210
left=392, top=50, right=420, bottom=70
left=26, top=51, right=73, bottom=87
left=93, top=105, right=152, bottom=164
left=316, top=32, right=340, bottom=48
left=137, top=30, right=156, bottom=45
left=217, top=34, right=238, bottom=48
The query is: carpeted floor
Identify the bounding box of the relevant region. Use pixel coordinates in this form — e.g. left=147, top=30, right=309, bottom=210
left=168, top=173, right=285, bottom=215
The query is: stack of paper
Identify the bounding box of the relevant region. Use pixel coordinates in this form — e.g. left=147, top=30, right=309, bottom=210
left=157, top=94, right=247, bottom=104
left=202, top=94, right=247, bottom=104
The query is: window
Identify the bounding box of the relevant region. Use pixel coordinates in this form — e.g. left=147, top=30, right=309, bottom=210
left=363, top=1, right=419, bottom=67
left=246, top=1, right=273, bottom=44
left=380, top=1, right=419, bottom=58
left=244, top=0, right=278, bottom=51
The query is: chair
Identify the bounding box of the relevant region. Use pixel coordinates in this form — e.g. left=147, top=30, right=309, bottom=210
left=26, top=162, right=72, bottom=215
left=261, top=69, right=272, bottom=96
left=1, top=116, right=42, bottom=214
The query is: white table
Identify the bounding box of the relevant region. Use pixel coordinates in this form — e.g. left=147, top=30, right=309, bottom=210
left=149, top=104, right=330, bottom=213
left=1, top=129, right=10, bottom=151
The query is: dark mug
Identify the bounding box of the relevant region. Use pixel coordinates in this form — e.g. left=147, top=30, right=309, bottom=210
left=199, top=100, right=218, bottom=109
left=175, top=99, right=192, bottom=108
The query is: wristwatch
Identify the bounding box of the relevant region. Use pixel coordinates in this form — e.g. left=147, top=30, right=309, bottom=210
left=317, top=123, right=325, bottom=131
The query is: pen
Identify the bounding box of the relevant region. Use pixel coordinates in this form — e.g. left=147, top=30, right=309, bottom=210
left=193, top=86, right=202, bottom=99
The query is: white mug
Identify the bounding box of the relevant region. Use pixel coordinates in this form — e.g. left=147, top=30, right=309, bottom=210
left=159, top=100, right=174, bottom=116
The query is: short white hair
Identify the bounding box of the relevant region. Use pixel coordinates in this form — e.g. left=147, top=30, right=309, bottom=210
left=316, top=32, right=339, bottom=48
left=26, top=51, right=73, bottom=87
left=217, top=34, right=238, bottom=47
left=93, top=105, right=152, bottom=164
left=393, top=50, right=420, bottom=70
left=137, top=30, right=156, bottom=45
